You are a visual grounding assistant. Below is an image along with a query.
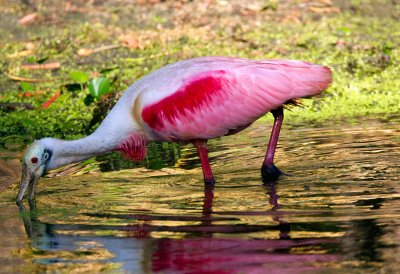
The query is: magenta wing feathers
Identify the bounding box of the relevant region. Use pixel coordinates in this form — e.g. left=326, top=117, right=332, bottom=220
left=138, top=57, right=332, bottom=142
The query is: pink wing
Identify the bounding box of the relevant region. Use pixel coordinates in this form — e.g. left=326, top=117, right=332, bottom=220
left=140, top=58, right=332, bottom=141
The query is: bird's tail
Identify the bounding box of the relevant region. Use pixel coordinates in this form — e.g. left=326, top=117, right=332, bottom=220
left=282, top=61, right=333, bottom=98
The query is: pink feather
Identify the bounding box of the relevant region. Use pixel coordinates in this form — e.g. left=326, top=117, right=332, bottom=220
left=139, top=57, right=332, bottom=142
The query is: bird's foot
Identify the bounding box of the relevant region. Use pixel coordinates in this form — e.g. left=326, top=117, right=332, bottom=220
left=261, top=164, right=282, bottom=182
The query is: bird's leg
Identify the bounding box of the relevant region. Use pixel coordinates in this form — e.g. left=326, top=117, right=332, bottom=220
left=193, top=140, right=215, bottom=185
left=261, top=107, right=284, bottom=181
left=202, top=184, right=214, bottom=227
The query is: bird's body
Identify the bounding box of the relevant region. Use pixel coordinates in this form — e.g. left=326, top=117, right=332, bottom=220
left=17, top=57, right=332, bottom=202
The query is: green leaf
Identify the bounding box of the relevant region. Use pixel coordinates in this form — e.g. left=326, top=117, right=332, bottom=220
left=69, top=70, right=89, bottom=83
left=100, top=66, right=119, bottom=74
left=88, top=77, right=111, bottom=99
left=20, top=82, right=34, bottom=92
left=27, top=56, right=36, bottom=63
left=84, top=94, right=95, bottom=105
left=383, top=41, right=395, bottom=55
left=27, top=56, right=49, bottom=64
left=384, top=40, right=395, bottom=49
left=21, top=118, right=35, bottom=127
left=36, top=56, right=49, bottom=64
left=337, top=27, right=351, bottom=35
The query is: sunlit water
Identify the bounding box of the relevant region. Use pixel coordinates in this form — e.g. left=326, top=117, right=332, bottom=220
left=1, top=116, right=400, bottom=273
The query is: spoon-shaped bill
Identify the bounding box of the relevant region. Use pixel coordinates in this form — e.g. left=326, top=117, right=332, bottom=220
left=16, top=163, right=39, bottom=203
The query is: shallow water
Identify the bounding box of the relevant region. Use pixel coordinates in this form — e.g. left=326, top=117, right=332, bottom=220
left=1, top=116, right=400, bottom=273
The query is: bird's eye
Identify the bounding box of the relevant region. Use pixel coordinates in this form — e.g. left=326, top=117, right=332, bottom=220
left=31, top=157, right=38, bottom=164
left=43, top=152, right=49, bottom=160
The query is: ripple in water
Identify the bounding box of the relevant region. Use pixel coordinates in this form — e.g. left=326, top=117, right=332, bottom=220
left=0, top=116, right=399, bottom=273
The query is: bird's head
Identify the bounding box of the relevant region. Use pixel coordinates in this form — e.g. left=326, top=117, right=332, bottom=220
left=16, top=140, right=52, bottom=203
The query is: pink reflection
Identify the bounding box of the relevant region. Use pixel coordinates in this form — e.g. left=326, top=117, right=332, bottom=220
left=152, top=238, right=337, bottom=274
left=149, top=183, right=338, bottom=273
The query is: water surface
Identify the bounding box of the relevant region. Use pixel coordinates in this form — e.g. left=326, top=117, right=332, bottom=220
left=0, top=116, right=400, bottom=273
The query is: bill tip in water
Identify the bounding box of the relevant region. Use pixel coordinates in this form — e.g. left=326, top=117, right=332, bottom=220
left=17, top=140, right=48, bottom=204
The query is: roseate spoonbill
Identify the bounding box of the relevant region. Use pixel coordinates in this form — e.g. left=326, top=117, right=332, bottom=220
left=16, top=57, right=332, bottom=202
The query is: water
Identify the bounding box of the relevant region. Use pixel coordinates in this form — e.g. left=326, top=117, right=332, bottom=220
left=1, top=116, right=400, bottom=273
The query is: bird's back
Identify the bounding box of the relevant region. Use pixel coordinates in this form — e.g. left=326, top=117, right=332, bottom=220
left=126, top=57, right=332, bottom=141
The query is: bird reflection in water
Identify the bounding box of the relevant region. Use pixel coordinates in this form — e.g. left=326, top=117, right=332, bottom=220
left=150, top=182, right=335, bottom=273
left=16, top=182, right=339, bottom=273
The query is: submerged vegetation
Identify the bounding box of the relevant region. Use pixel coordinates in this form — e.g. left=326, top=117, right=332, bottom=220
left=0, top=0, right=399, bottom=168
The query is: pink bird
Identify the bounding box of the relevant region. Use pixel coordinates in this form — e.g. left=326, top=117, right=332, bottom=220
left=17, top=57, right=332, bottom=202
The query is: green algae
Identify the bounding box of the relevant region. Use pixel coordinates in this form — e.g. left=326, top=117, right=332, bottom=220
left=0, top=0, right=398, bottom=152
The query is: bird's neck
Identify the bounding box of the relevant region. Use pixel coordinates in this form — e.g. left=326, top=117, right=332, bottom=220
left=40, top=92, right=147, bottom=170
left=40, top=130, right=136, bottom=170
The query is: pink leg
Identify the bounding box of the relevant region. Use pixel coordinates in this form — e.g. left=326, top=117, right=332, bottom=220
left=193, top=140, right=215, bottom=185
left=261, top=107, right=284, bottom=181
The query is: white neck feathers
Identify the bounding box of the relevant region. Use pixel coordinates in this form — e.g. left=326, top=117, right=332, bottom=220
left=40, top=83, right=146, bottom=170
left=39, top=131, right=121, bottom=170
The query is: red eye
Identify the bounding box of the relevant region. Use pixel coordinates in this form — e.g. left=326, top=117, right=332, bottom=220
left=31, top=157, right=38, bottom=164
